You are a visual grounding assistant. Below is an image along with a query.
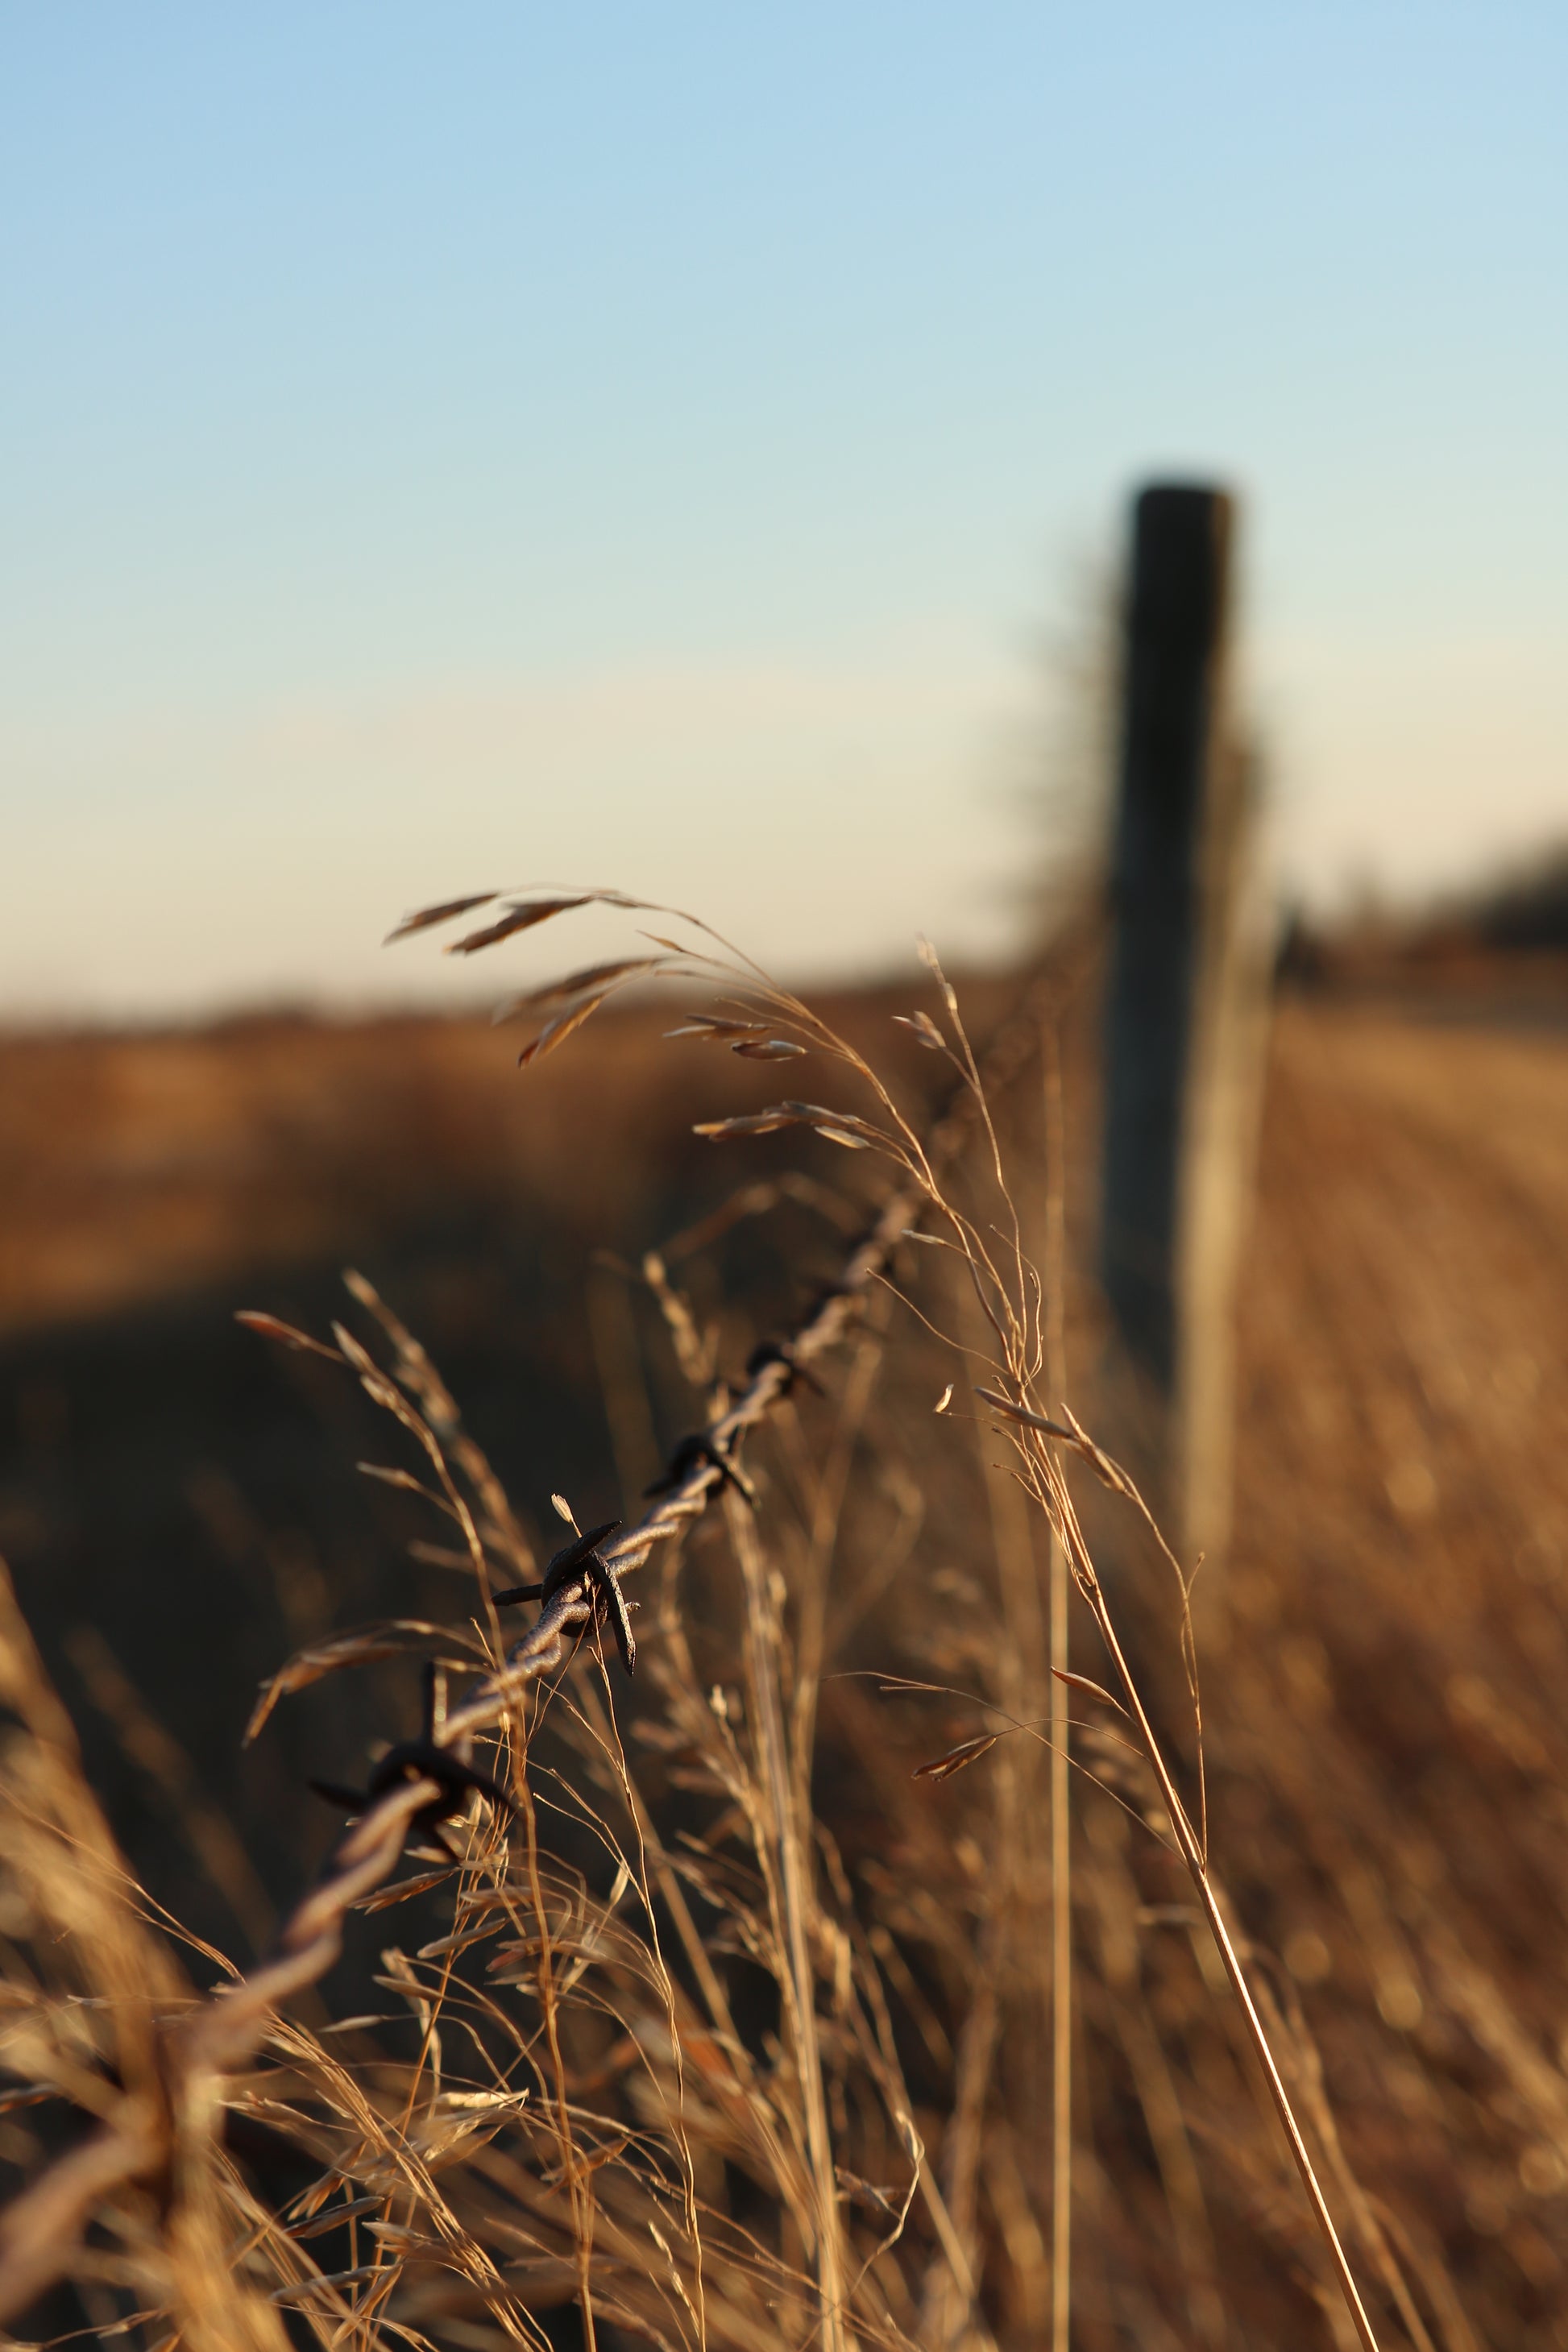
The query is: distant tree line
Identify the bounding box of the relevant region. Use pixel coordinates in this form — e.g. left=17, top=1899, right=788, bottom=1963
left=1275, top=840, right=1568, bottom=981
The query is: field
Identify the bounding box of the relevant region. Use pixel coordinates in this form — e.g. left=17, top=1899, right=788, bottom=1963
left=3, top=950, right=1568, bottom=2349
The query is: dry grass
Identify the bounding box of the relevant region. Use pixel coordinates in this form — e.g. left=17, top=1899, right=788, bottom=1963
left=3, top=911, right=1568, bottom=2349
left=0, top=985, right=1006, bottom=1342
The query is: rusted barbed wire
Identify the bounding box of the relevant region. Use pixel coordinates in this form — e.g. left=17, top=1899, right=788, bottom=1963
left=0, top=956, right=1063, bottom=2325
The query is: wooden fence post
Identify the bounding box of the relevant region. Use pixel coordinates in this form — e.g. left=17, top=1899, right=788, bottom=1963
left=1100, top=482, right=1267, bottom=1607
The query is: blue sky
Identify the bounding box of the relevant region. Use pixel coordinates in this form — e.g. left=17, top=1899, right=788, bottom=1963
left=2, top=4, right=1565, bottom=1014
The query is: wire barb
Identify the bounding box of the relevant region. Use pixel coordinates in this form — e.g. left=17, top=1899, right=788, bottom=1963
left=645, top=1431, right=757, bottom=1508
left=307, top=1653, right=512, bottom=1855
left=493, top=1520, right=636, bottom=1676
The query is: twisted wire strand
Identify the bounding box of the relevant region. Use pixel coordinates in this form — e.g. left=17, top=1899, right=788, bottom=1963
left=0, top=976, right=1053, bottom=2323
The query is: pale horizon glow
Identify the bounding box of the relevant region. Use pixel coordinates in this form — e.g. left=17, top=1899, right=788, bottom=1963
left=2, top=5, right=1565, bottom=1019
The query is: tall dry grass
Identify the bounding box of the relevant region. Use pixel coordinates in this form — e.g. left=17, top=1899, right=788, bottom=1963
left=2, top=895, right=1566, bottom=2348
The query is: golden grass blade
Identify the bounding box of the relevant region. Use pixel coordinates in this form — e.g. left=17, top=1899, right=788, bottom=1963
left=445, top=894, right=592, bottom=954
left=384, top=890, right=498, bottom=943
left=1052, top=1668, right=1130, bottom=1721
left=355, top=1461, right=458, bottom=1515
left=492, top=956, right=661, bottom=1021
left=694, top=1110, right=814, bottom=1139
left=695, top=1101, right=887, bottom=1151
left=286, top=2196, right=385, bottom=2239
left=666, top=1015, right=771, bottom=1040
left=359, top=1867, right=454, bottom=1911
left=893, top=1011, right=947, bottom=1051
left=518, top=985, right=621, bottom=1065
left=912, top=1735, right=998, bottom=1782
left=234, top=1311, right=345, bottom=1363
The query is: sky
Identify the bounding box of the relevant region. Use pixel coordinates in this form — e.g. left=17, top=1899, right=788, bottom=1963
left=2, top=3, right=1565, bottom=1018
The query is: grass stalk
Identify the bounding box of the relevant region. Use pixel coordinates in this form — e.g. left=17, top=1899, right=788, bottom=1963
left=1042, top=1022, right=1073, bottom=2352
left=728, top=1491, right=850, bottom=2352
left=991, top=1400, right=1384, bottom=2352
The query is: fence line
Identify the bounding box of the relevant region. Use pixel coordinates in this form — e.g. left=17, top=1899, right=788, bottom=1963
left=0, top=968, right=1056, bottom=2325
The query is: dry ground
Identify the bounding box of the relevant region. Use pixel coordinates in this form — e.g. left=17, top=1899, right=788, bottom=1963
left=1195, top=996, right=1568, bottom=2342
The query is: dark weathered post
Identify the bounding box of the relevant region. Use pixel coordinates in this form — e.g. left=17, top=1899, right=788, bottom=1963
left=1101, top=483, right=1266, bottom=1595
